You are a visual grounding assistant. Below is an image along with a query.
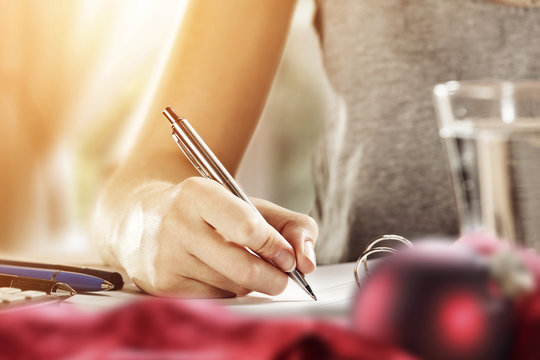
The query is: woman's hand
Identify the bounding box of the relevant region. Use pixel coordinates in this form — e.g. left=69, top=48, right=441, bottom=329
left=108, top=177, right=317, bottom=298
left=93, top=0, right=301, bottom=299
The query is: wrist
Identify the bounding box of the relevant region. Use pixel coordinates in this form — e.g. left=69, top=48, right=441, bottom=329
left=91, top=180, right=175, bottom=270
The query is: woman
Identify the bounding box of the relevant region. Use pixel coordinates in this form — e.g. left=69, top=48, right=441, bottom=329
left=94, top=0, right=540, bottom=297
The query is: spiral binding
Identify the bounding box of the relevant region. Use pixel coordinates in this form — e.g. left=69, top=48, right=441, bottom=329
left=354, top=234, right=413, bottom=287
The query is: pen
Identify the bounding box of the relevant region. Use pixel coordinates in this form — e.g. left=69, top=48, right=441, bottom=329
left=163, top=106, right=317, bottom=301
left=0, top=265, right=114, bottom=292
left=0, top=274, right=76, bottom=296
left=0, top=259, right=124, bottom=290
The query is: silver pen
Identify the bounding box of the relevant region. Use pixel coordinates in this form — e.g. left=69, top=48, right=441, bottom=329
left=163, top=106, right=317, bottom=301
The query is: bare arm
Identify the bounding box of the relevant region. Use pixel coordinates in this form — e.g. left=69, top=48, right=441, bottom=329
left=109, top=0, right=297, bottom=199
left=93, top=0, right=318, bottom=298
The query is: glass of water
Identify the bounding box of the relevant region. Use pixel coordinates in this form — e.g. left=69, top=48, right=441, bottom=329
left=433, top=81, right=540, bottom=250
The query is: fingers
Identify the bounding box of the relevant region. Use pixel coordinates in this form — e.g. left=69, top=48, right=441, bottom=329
left=253, top=198, right=319, bottom=274
left=170, top=253, right=252, bottom=297
left=129, top=208, right=253, bottom=297
left=133, top=273, right=237, bottom=299
left=125, top=177, right=314, bottom=299
left=183, top=178, right=297, bottom=272
left=183, top=218, right=289, bottom=295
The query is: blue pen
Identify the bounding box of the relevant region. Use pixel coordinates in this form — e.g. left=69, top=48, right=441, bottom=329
left=0, top=265, right=114, bottom=292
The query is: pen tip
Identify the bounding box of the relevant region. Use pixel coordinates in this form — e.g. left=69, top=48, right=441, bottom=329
left=101, top=281, right=115, bottom=291
left=305, top=285, right=317, bottom=301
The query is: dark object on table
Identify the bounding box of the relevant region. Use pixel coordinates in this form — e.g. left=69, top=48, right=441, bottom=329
left=353, top=242, right=514, bottom=360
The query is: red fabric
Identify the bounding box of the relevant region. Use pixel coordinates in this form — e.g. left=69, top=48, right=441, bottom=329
left=0, top=298, right=416, bottom=360
left=456, top=233, right=540, bottom=360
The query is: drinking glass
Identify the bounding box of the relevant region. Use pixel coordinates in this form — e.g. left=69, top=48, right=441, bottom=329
left=434, top=81, right=540, bottom=250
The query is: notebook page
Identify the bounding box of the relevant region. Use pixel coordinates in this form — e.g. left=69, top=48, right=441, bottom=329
left=219, top=262, right=359, bottom=318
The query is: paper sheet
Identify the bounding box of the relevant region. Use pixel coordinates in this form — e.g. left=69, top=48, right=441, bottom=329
left=219, top=262, right=359, bottom=318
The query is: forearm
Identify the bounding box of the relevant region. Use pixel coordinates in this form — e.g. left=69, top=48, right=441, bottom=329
left=93, top=0, right=297, bottom=266
left=145, top=0, right=298, bottom=173
left=105, top=0, right=298, bottom=203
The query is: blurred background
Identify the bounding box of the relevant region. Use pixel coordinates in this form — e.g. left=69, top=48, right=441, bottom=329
left=0, top=0, right=331, bottom=257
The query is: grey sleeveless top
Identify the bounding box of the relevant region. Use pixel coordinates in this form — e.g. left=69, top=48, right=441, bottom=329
left=312, top=0, right=540, bottom=263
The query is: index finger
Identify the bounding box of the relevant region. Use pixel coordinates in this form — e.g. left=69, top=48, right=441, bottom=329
left=185, top=178, right=297, bottom=272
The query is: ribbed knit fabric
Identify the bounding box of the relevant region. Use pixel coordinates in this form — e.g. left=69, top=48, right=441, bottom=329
left=312, top=0, right=540, bottom=263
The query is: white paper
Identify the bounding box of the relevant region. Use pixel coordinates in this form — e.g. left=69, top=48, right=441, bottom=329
left=218, top=262, right=359, bottom=318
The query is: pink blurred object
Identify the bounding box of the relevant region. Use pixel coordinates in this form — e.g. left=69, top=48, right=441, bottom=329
left=353, top=241, right=512, bottom=360
left=456, top=232, right=540, bottom=360
left=455, top=232, right=503, bottom=255
left=0, top=297, right=416, bottom=360
left=353, top=232, right=540, bottom=360
left=456, top=232, right=540, bottom=286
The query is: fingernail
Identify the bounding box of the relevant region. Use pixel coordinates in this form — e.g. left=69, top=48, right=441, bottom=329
left=304, top=241, right=316, bottom=266
left=273, top=250, right=296, bottom=272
